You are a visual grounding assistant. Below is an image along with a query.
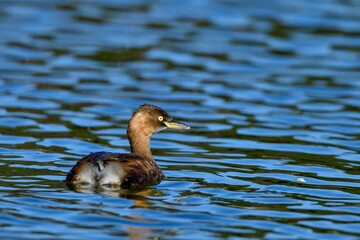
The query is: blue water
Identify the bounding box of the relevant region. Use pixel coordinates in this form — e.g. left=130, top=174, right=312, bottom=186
left=0, top=0, right=360, bottom=239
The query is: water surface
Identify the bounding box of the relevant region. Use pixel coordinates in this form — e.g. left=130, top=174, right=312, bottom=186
left=0, top=0, right=360, bottom=239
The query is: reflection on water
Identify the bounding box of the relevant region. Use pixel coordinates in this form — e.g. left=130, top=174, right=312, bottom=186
left=1, top=0, right=360, bottom=239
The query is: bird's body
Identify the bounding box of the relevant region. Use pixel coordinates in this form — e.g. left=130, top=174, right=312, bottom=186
left=66, top=152, right=164, bottom=188
left=65, top=104, right=189, bottom=188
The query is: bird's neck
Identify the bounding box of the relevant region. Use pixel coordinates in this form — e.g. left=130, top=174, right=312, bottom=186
left=127, top=112, right=153, bottom=160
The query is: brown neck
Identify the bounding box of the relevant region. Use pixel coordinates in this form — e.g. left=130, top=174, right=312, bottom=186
left=127, top=112, right=153, bottom=160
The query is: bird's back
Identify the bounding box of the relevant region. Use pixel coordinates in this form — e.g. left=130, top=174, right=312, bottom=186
left=66, top=151, right=164, bottom=188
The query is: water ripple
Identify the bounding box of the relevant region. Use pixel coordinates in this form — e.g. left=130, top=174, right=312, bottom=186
left=0, top=0, right=360, bottom=239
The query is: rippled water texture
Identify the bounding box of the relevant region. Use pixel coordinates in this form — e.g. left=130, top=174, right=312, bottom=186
left=1, top=0, right=360, bottom=239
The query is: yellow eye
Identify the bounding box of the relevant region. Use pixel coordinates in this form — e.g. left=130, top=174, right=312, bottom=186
left=158, top=116, right=164, bottom=121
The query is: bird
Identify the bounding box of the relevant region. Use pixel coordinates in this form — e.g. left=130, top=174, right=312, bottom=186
left=65, top=104, right=190, bottom=189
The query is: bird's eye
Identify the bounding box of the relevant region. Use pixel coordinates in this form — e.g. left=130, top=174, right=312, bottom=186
left=158, top=116, right=164, bottom=121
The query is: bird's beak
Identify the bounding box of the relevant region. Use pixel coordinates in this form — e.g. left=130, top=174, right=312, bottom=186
left=164, top=121, right=190, bottom=130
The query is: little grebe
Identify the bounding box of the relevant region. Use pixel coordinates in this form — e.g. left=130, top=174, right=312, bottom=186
left=65, top=104, right=190, bottom=188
